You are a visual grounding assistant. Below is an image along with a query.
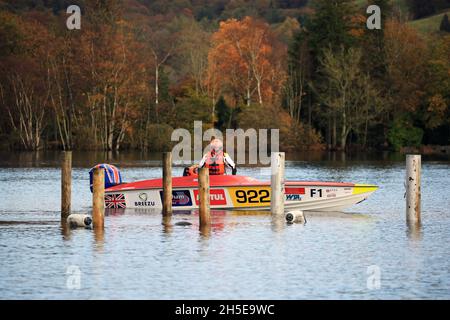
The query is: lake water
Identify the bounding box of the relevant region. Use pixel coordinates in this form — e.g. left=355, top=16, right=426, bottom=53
left=0, top=151, right=449, bottom=300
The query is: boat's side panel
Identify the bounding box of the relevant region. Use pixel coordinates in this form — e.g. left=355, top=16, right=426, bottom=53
left=105, top=183, right=377, bottom=212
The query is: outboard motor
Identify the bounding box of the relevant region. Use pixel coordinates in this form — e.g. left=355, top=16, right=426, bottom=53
left=89, top=164, right=123, bottom=192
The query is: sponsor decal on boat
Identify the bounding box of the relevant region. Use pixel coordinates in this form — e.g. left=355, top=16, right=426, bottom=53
left=159, top=190, right=193, bottom=207
left=134, top=193, right=156, bottom=207
left=105, top=193, right=126, bottom=209
left=286, top=194, right=302, bottom=201
left=285, top=187, right=305, bottom=201
left=134, top=201, right=156, bottom=207
left=193, top=189, right=227, bottom=206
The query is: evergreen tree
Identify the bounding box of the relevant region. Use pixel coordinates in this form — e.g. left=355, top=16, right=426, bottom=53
left=362, top=0, right=392, bottom=79
left=300, top=0, right=359, bottom=148
left=277, top=0, right=308, bottom=9
left=306, top=0, right=358, bottom=57
left=440, top=14, right=450, bottom=32
left=408, top=0, right=436, bottom=19
left=215, top=96, right=231, bottom=130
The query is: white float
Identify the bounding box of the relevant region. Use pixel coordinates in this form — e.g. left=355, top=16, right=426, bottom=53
left=67, top=214, right=92, bottom=228
left=286, top=211, right=306, bottom=224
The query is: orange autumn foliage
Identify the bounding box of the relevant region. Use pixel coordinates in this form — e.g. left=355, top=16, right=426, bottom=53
left=207, top=16, right=286, bottom=107
left=349, top=14, right=366, bottom=38
left=384, top=19, right=428, bottom=113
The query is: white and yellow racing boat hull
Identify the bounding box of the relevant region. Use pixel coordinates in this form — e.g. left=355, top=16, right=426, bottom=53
left=104, top=175, right=378, bottom=212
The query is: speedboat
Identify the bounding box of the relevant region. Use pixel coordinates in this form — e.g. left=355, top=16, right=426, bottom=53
left=99, top=167, right=378, bottom=212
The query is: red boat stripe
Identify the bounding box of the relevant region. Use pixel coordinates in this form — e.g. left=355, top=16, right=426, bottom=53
left=285, top=187, right=305, bottom=195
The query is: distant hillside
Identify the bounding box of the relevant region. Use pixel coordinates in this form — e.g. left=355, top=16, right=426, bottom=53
left=410, top=9, right=450, bottom=34
left=2, top=0, right=449, bottom=35
left=0, top=0, right=310, bottom=23
left=310, top=0, right=409, bottom=12
left=308, top=0, right=450, bottom=36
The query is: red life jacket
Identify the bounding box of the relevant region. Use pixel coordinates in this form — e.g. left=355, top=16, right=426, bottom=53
left=205, top=151, right=225, bottom=175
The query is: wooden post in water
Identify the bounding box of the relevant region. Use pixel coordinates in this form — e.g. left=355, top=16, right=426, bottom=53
left=198, top=168, right=211, bottom=227
left=61, top=151, right=72, bottom=219
left=271, top=152, right=285, bottom=216
left=92, top=168, right=105, bottom=229
left=406, top=154, right=421, bottom=224
left=162, top=152, right=173, bottom=216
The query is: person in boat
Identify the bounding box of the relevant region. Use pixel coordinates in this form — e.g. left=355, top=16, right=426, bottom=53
left=199, top=138, right=237, bottom=175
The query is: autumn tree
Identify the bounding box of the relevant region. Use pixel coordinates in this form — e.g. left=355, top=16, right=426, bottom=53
left=46, top=24, right=82, bottom=151
left=77, top=2, right=147, bottom=151
left=273, top=16, right=301, bottom=45
left=208, top=16, right=286, bottom=107
left=383, top=19, right=428, bottom=148
left=285, top=29, right=312, bottom=124
left=422, top=35, right=450, bottom=136
left=143, top=14, right=178, bottom=107
left=0, top=12, right=52, bottom=150
left=208, top=24, right=249, bottom=107
left=384, top=19, right=427, bottom=115
left=173, top=15, right=211, bottom=96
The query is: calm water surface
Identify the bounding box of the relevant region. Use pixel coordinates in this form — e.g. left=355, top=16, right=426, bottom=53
left=0, top=151, right=449, bottom=299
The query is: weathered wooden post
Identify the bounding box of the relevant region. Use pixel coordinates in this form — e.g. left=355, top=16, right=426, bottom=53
left=92, top=168, right=105, bottom=229
left=162, top=215, right=173, bottom=234
left=163, top=152, right=173, bottom=216
left=93, top=226, right=105, bottom=249
left=271, top=152, right=285, bottom=216
left=199, top=225, right=211, bottom=238
left=61, top=151, right=72, bottom=219
left=198, top=168, right=211, bottom=227
left=406, top=154, right=421, bottom=224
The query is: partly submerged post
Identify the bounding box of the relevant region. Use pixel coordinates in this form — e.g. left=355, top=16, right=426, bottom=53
left=271, top=152, right=285, bottom=216
left=61, top=151, right=72, bottom=219
left=406, top=154, right=421, bottom=224
left=163, top=152, right=173, bottom=216
left=92, top=168, right=105, bottom=229
left=198, top=168, right=211, bottom=227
